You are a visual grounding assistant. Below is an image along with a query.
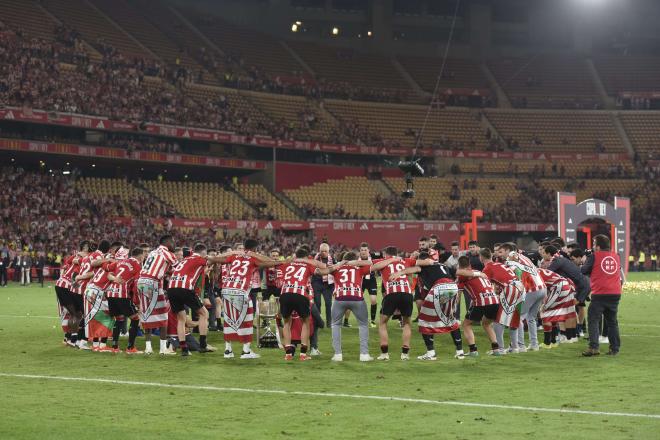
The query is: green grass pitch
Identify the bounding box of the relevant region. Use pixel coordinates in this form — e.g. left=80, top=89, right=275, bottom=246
left=0, top=272, right=659, bottom=439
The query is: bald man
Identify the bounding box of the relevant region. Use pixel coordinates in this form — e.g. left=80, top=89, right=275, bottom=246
left=312, top=242, right=335, bottom=326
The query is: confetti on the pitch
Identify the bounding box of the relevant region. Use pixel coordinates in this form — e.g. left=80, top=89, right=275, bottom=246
left=623, top=281, right=660, bottom=295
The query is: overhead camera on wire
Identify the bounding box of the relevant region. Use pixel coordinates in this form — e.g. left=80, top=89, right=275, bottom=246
left=398, top=159, right=424, bottom=199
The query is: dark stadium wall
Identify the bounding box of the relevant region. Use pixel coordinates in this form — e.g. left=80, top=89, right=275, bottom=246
left=274, top=162, right=402, bottom=192
left=315, top=223, right=459, bottom=251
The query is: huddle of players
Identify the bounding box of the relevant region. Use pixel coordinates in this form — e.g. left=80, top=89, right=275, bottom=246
left=54, top=233, right=584, bottom=361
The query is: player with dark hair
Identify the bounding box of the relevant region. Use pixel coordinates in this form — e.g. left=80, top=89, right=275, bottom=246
left=220, top=239, right=283, bottom=359
left=280, top=247, right=330, bottom=361
left=358, top=242, right=379, bottom=327
left=370, top=246, right=416, bottom=361
left=136, top=234, right=178, bottom=355
left=390, top=251, right=464, bottom=360
left=107, top=247, right=145, bottom=353
left=456, top=255, right=501, bottom=357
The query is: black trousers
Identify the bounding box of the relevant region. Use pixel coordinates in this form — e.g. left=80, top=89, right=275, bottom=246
left=588, top=295, right=620, bottom=352
left=312, top=281, right=333, bottom=325
left=0, top=267, right=6, bottom=286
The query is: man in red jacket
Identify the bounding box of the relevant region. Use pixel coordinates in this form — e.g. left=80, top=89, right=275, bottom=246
left=580, top=235, right=624, bottom=356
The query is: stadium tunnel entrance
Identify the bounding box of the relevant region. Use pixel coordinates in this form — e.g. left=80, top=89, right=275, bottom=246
left=557, top=193, right=631, bottom=275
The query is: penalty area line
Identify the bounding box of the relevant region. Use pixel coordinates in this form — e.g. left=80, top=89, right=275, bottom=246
left=0, top=373, right=659, bottom=420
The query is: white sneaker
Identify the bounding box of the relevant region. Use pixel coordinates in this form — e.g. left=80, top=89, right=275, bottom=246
left=454, top=350, right=466, bottom=359
left=400, top=353, right=410, bottom=361
left=558, top=334, right=568, bottom=343
left=376, top=353, right=390, bottom=361
left=310, top=348, right=321, bottom=356
left=487, top=348, right=507, bottom=356
left=417, top=351, right=437, bottom=361
left=517, top=346, right=528, bottom=353
left=565, top=338, right=578, bottom=344
left=331, top=353, right=343, bottom=362
left=359, top=354, right=374, bottom=362
left=579, top=330, right=585, bottom=338
left=224, top=350, right=234, bottom=358
left=76, top=340, right=91, bottom=350
left=160, top=346, right=176, bottom=355
left=599, top=336, right=609, bottom=344
left=527, top=344, right=540, bottom=351
left=144, top=346, right=154, bottom=355
left=507, top=346, right=520, bottom=354
left=240, top=351, right=261, bottom=359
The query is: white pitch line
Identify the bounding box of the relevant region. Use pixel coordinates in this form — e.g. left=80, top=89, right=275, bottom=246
left=1, top=373, right=659, bottom=420
left=0, top=315, right=58, bottom=319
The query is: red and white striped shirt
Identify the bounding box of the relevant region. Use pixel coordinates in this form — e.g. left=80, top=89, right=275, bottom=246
left=106, top=258, right=142, bottom=299
left=168, top=254, right=208, bottom=291
left=140, top=245, right=177, bottom=281
left=538, top=268, right=574, bottom=291
left=507, top=254, right=545, bottom=292
left=457, top=274, right=499, bottom=306
left=333, top=265, right=371, bottom=300
left=76, top=250, right=103, bottom=294
left=483, top=261, right=518, bottom=289
left=281, top=261, right=317, bottom=296
left=55, top=255, right=78, bottom=290
left=372, top=258, right=415, bottom=296
left=89, top=254, right=116, bottom=290
left=222, top=254, right=260, bottom=291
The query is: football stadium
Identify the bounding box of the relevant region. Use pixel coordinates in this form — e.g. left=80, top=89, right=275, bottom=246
left=0, top=0, right=659, bottom=438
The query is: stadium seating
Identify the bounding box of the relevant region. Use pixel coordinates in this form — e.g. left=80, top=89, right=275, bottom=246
left=287, top=41, right=414, bottom=98
left=619, top=112, right=660, bottom=158
left=284, top=176, right=398, bottom=219
left=43, top=0, right=152, bottom=59
left=243, top=90, right=335, bottom=141
left=446, top=159, right=635, bottom=177
left=594, top=56, right=660, bottom=95
left=487, top=55, right=600, bottom=108
left=398, top=56, right=490, bottom=92
left=237, top=184, right=299, bottom=221
left=484, top=110, right=625, bottom=152
left=89, top=0, right=206, bottom=77
left=536, top=178, right=642, bottom=201
left=0, top=0, right=59, bottom=40
left=142, top=180, right=254, bottom=219
left=385, top=176, right=518, bottom=212
left=183, top=13, right=301, bottom=77
left=324, top=100, right=485, bottom=148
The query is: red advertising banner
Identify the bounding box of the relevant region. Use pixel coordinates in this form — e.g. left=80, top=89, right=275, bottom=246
left=476, top=223, right=557, bottom=232
left=0, top=138, right=266, bottom=170
left=0, top=107, right=630, bottom=162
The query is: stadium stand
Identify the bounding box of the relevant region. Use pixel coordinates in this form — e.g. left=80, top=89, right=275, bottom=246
left=323, top=100, right=485, bottom=148
left=484, top=110, right=625, bottom=152
left=619, top=112, right=660, bottom=159
left=0, top=0, right=59, bottom=41
left=237, top=183, right=299, bottom=221
left=42, top=0, right=152, bottom=60
left=487, top=55, right=601, bottom=109
left=594, top=55, right=660, bottom=95
left=287, top=41, right=414, bottom=102
left=284, top=176, right=402, bottom=220
left=398, top=55, right=490, bottom=93
left=142, top=180, right=256, bottom=220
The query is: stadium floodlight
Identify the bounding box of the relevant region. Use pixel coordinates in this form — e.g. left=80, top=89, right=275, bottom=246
left=62, top=171, right=70, bottom=175
left=332, top=27, right=339, bottom=36
left=291, top=23, right=298, bottom=32
left=367, top=30, right=372, bottom=37
left=295, top=20, right=302, bottom=25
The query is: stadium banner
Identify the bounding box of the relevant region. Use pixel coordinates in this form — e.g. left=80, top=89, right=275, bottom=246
left=0, top=138, right=266, bottom=170
left=476, top=223, right=557, bottom=232
left=150, top=218, right=310, bottom=231
left=309, top=220, right=461, bottom=249
left=0, top=107, right=629, bottom=162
